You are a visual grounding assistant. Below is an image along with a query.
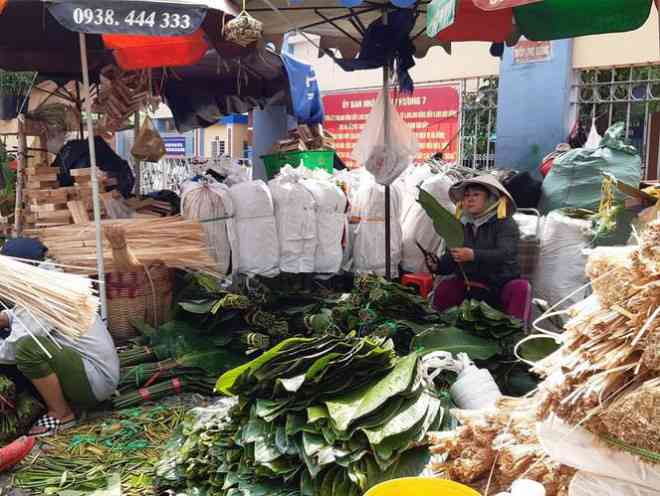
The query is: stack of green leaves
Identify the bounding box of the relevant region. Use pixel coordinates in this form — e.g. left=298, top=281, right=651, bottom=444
left=320, top=275, right=442, bottom=353
left=114, top=320, right=248, bottom=408
left=154, top=398, right=240, bottom=495
left=157, top=335, right=453, bottom=496
left=0, top=375, right=44, bottom=444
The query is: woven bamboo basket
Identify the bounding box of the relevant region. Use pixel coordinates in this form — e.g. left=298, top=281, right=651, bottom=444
left=102, top=224, right=174, bottom=344
left=105, top=264, right=174, bottom=345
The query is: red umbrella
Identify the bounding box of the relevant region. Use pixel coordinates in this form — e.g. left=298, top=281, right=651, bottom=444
left=435, top=0, right=513, bottom=43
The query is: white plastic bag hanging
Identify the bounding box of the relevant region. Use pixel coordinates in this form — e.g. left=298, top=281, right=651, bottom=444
left=584, top=117, right=602, bottom=149
left=351, top=90, right=419, bottom=185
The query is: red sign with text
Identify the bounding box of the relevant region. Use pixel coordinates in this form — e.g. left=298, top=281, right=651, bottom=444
left=323, top=84, right=461, bottom=168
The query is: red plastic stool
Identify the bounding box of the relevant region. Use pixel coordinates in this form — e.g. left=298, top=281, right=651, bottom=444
left=401, top=273, right=434, bottom=298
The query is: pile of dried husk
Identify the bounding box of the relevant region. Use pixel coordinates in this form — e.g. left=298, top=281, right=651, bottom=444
left=427, top=398, right=575, bottom=495
left=428, top=219, right=660, bottom=493
left=535, top=219, right=660, bottom=449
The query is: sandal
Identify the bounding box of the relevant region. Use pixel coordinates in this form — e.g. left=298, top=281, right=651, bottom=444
left=29, top=414, right=77, bottom=438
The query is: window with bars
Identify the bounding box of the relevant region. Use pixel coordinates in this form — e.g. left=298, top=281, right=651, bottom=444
left=459, top=76, right=499, bottom=170
left=211, top=138, right=226, bottom=158
left=572, top=65, right=660, bottom=179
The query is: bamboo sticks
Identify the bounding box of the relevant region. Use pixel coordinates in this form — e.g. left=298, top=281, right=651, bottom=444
left=27, top=216, right=223, bottom=277
left=0, top=255, right=99, bottom=338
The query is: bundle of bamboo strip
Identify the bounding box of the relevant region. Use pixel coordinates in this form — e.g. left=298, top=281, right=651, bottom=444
left=0, top=255, right=99, bottom=338
left=27, top=216, right=222, bottom=277
left=535, top=220, right=660, bottom=431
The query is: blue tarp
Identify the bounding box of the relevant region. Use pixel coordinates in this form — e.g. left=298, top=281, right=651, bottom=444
left=282, top=52, right=324, bottom=125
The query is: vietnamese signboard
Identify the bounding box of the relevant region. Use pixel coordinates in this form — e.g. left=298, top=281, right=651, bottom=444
left=163, top=136, right=186, bottom=156
left=513, top=39, right=552, bottom=64
left=323, top=84, right=461, bottom=168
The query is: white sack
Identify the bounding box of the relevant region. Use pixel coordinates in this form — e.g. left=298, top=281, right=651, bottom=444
left=351, top=179, right=403, bottom=277
left=401, top=173, right=455, bottom=273
left=570, top=472, right=660, bottom=496
left=228, top=180, right=279, bottom=277
left=537, top=417, right=660, bottom=492
left=514, top=212, right=543, bottom=241
left=532, top=211, right=590, bottom=306
left=352, top=90, right=419, bottom=185
left=181, top=179, right=237, bottom=276
left=334, top=168, right=373, bottom=272
left=269, top=167, right=317, bottom=273
left=301, top=178, right=347, bottom=274
left=394, top=163, right=434, bottom=224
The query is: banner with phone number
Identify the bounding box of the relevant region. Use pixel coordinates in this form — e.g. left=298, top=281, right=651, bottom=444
left=49, top=0, right=206, bottom=36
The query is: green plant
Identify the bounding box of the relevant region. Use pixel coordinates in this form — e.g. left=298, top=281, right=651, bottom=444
left=0, top=70, right=35, bottom=96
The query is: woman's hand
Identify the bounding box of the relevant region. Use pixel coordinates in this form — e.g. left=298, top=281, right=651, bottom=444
left=450, top=248, right=475, bottom=263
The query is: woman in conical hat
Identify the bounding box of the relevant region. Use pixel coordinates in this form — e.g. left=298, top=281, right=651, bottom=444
left=429, top=175, right=531, bottom=322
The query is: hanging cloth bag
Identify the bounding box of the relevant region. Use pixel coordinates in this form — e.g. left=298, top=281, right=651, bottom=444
left=131, top=117, right=166, bottom=162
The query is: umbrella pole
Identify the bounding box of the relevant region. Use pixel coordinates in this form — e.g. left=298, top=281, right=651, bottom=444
left=383, top=8, right=391, bottom=280
left=79, top=32, right=108, bottom=321
left=383, top=63, right=391, bottom=280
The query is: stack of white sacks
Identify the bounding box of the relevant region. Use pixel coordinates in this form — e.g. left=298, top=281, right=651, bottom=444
left=181, top=163, right=591, bottom=307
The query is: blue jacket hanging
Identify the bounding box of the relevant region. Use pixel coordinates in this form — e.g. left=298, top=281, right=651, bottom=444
left=282, top=52, right=325, bottom=125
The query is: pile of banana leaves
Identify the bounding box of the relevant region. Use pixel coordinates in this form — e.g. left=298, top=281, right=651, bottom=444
left=155, top=335, right=455, bottom=496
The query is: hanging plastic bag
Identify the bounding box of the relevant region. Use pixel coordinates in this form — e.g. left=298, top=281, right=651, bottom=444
left=584, top=118, right=602, bottom=149
left=351, top=90, right=419, bottom=185
left=131, top=117, right=166, bottom=162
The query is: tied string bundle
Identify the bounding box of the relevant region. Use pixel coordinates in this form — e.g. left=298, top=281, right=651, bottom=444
left=0, top=254, right=99, bottom=339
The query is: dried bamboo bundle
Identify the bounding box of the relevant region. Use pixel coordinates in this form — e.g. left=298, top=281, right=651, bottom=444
left=427, top=398, right=574, bottom=496
left=0, top=255, right=99, bottom=338
left=598, top=378, right=660, bottom=453
left=585, top=246, right=637, bottom=307
left=534, top=220, right=660, bottom=449
left=27, top=216, right=222, bottom=277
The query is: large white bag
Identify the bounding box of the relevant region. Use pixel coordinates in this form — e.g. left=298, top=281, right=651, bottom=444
left=401, top=173, right=455, bottom=273
left=181, top=179, right=237, bottom=276
left=537, top=417, right=660, bottom=491
left=570, top=472, right=660, bottom=496
left=351, top=179, right=403, bottom=277
left=352, top=90, right=419, bottom=185
left=269, top=168, right=317, bottom=274
left=301, top=178, right=347, bottom=274
left=394, top=164, right=434, bottom=224
left=228, top=180, right=280, bottom=277
left=532, top=211, right=590, bottom=306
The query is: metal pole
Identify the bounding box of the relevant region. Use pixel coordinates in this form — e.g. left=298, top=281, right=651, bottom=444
left=383, top=13, right=391, bottom=280
left=13, top=115, right=27, bottom=236
left=79, top=32, right=108, bottom=321
left=133, top=111, right=141, bottom=195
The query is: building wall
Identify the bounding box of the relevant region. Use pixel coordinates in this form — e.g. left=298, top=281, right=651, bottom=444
left=202, top=123, right=250, bottom=159
left=495, top=40, right=574, bottom=173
